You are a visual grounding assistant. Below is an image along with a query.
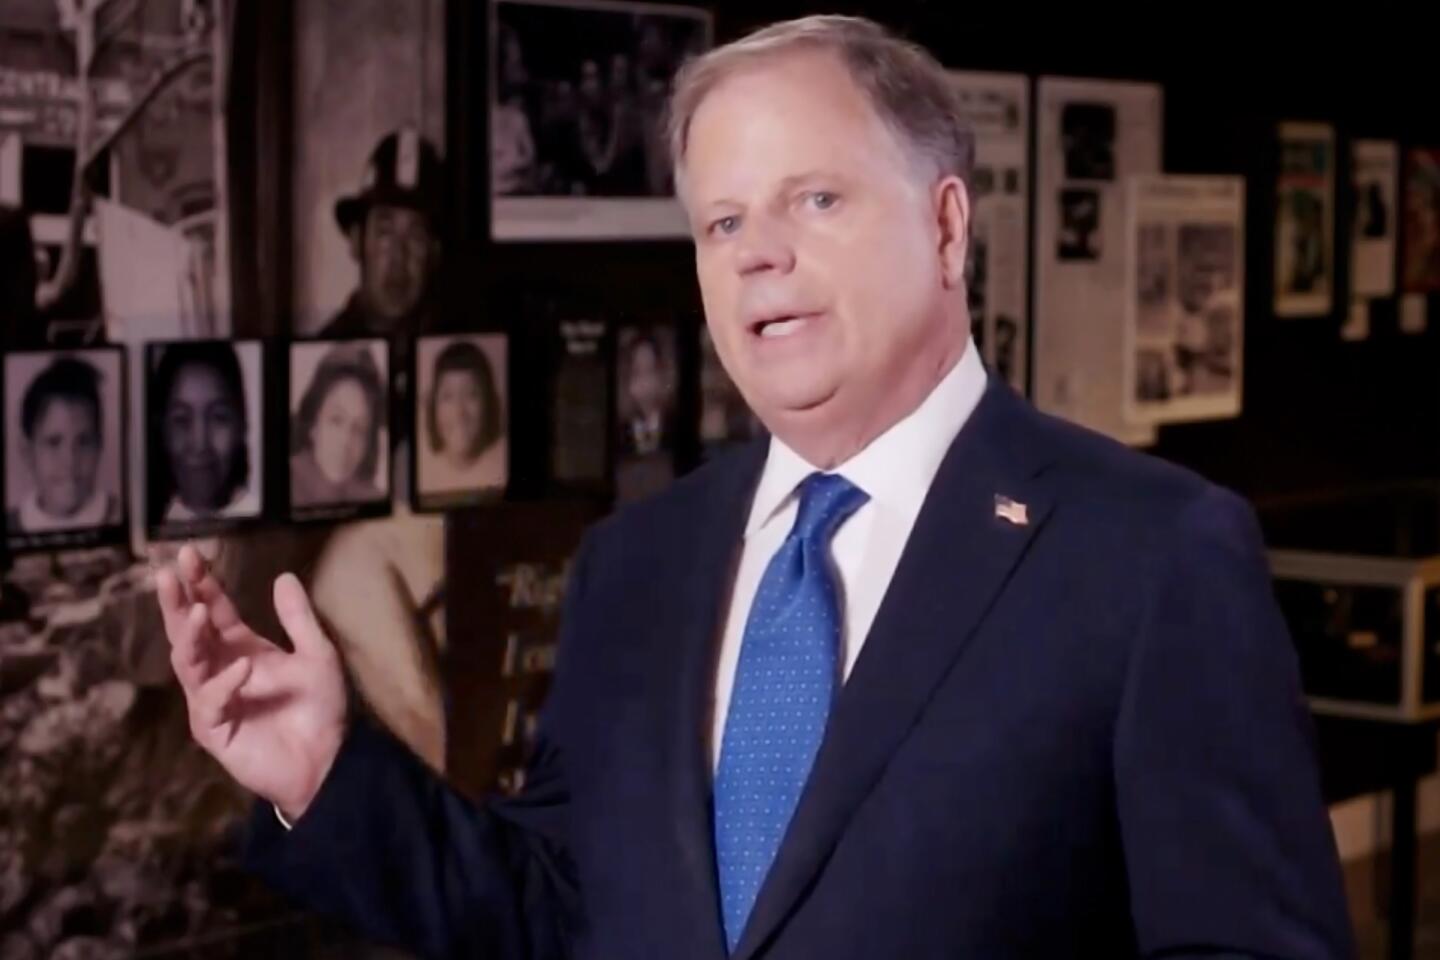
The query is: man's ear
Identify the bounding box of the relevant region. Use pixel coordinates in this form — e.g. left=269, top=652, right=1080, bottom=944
left=935, top=176, right=971, bottom=290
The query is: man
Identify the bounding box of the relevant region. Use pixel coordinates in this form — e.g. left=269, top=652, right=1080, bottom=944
left=158, top=16, right=1353, bottom=959
left=322, top=126, right=444, bottom=339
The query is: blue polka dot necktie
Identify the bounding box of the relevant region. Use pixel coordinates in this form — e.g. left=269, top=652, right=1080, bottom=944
left=713, top=471, right=869, bottom=952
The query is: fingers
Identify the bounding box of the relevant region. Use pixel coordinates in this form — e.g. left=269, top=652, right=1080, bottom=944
left=168, top=602, right=212, bottom=690
left=191, top=655, right=252, bottom=738
left=155, top=565, right=190, bottom=641
left=273, top=573, right=332, bottom=658
left=178, top=543, right=246, bottom=636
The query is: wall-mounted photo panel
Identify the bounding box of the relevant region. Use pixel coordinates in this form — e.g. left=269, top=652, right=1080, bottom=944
left=490, top=0, right=713, bottom=240
left=1351, top=140, right=1399, bottom=301
left=145, top=340, right=265, bottom=540
left=1274, top=122, right=1335, bottom=318
left=413, top=332, right=509, bottom=511
left=1124, top=175, right=1245, bottom=427
left=1033, top=77, right=1162, bottom=446
left=4, top=347, right=128, bottom=552
left=614, top=323, right=676, bottom=502
left=1403, top=147, right=1440, bottom=294
left=950, top=70, right=1031, bottom=394
left=699, top=326, right=761, bottom=457
left=287, top=338, right=393, bottom=523
left=550, top=316, right=610, bottom=490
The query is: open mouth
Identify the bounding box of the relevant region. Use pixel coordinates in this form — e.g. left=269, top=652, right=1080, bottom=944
left=751, top=312, right=818, bottom=339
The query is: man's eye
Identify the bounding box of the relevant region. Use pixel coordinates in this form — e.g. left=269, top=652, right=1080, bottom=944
left=710, top=215, right=740, bottom=236
left=809, top=191, right=838, bottom=210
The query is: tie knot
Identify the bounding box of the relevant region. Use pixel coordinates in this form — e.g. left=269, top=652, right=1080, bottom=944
left=793, top=472, right=868, bottom=545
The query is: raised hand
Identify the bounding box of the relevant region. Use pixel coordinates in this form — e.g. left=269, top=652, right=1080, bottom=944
left=157, top=543, right=349, bottom=822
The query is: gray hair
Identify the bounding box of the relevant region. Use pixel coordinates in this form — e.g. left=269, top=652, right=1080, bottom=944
left=665, top=15, right=974, bottom=194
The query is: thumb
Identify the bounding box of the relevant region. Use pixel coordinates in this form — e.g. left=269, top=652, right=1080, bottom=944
left=273, top=572, right=332, bottom=657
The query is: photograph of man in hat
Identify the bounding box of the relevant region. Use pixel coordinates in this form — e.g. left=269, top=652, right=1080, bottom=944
left=322, top=127, right=446, bottom=339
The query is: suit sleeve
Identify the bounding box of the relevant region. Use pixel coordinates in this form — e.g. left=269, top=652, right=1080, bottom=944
left=240, top=531, right=601, bottom=960
left=1112, top=486, right=1356, bottom=960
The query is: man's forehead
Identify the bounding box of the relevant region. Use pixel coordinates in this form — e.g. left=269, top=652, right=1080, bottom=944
left=682, top=57, right=895, bottom=203
left=692, top=50, right=868, bottom=126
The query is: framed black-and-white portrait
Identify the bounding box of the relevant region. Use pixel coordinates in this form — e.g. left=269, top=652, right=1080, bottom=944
left=489, top=0, right=713, bottom=240
left=4, top=347, right=128, bottom=552
left=413, top=333, right=509, bottom=510
left=288, top=338, right=392, bottom=522
left=145, top=340, right=266, bottom=540
left=614, top=323, right=676, bottom=502
left=550, top=315, right=610, bottom=491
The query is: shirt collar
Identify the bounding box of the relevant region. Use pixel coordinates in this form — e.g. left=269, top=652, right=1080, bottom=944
left=744, top=335, right=988, bottom=538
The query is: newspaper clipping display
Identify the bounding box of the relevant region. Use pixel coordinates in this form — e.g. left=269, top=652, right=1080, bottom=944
left=1125, top=175, right=1244, bottom=426
left=1034, top=78, right=1162, bottom=445
left=1274, top=122, right=1335, bottom=318
left=1402, top=147, right=1440, bottom=293
left=1351, top=140, right=1399, bottom=299
left=950, top=71, right=1030, bottom=394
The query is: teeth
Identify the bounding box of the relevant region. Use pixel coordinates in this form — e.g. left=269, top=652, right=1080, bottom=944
left=760, top=317, right=804, bottom=338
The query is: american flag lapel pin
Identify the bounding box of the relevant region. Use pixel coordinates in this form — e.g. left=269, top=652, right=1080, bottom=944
left=994, top=494, right=1029, bottom=527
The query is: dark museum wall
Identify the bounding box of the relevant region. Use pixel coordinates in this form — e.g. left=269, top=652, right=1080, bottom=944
left=2, top=1, right=1439, bottom=955
left=450, top=9, right=1440, bottom=508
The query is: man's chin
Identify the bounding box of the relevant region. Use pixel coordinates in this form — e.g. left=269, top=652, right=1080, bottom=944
left=755, top=388, right=842, bottom=427
left=772, top=380, right=839, bottom=410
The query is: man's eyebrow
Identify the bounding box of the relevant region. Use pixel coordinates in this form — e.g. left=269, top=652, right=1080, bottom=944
left=774, top=171, right=835, bottom=192
left=699, top=171, right=842, bottom=212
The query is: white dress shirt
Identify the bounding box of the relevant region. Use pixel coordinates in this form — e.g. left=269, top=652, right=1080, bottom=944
left=709, top=337, right=988, bottom=772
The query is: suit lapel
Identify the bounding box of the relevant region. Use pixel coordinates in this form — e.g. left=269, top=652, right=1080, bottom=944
left=731, top=383, right=1059, bottom=960
left=655, top=438, right=768, bottom=960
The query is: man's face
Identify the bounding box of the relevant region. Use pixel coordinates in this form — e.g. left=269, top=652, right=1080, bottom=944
left=683, top=52, right=964, bottom=447
left=354, top=205, right=436, bottom=326
left=27, top=397, right=100, bottom=518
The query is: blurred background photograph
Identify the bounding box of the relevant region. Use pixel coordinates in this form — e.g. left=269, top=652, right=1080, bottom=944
left=414, top=333, right=508, bottom=510
left=288, top=339, right=392, bottom=515
left=490, top=0, right=712, bottom=239
left=145, top=339, right=264, bottom=536
left=613, top=322, right=676, bottom=502
left=4, top=347, right=127, bottom=551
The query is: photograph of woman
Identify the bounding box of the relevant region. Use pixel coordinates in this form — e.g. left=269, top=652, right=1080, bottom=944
left=289, top=339, right=391, bottom=511
left=5, top=350, right=126, bottom=540
left=146, top=341, right=263, bottom=530
left=415, top=334, right=508, bottom=506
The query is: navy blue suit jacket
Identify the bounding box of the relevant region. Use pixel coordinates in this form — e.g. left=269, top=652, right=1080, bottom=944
left=245, top=377, right=1354, bottom=958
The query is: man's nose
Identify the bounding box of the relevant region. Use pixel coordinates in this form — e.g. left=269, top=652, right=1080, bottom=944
left=735, top=216, right=796, bottom=276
